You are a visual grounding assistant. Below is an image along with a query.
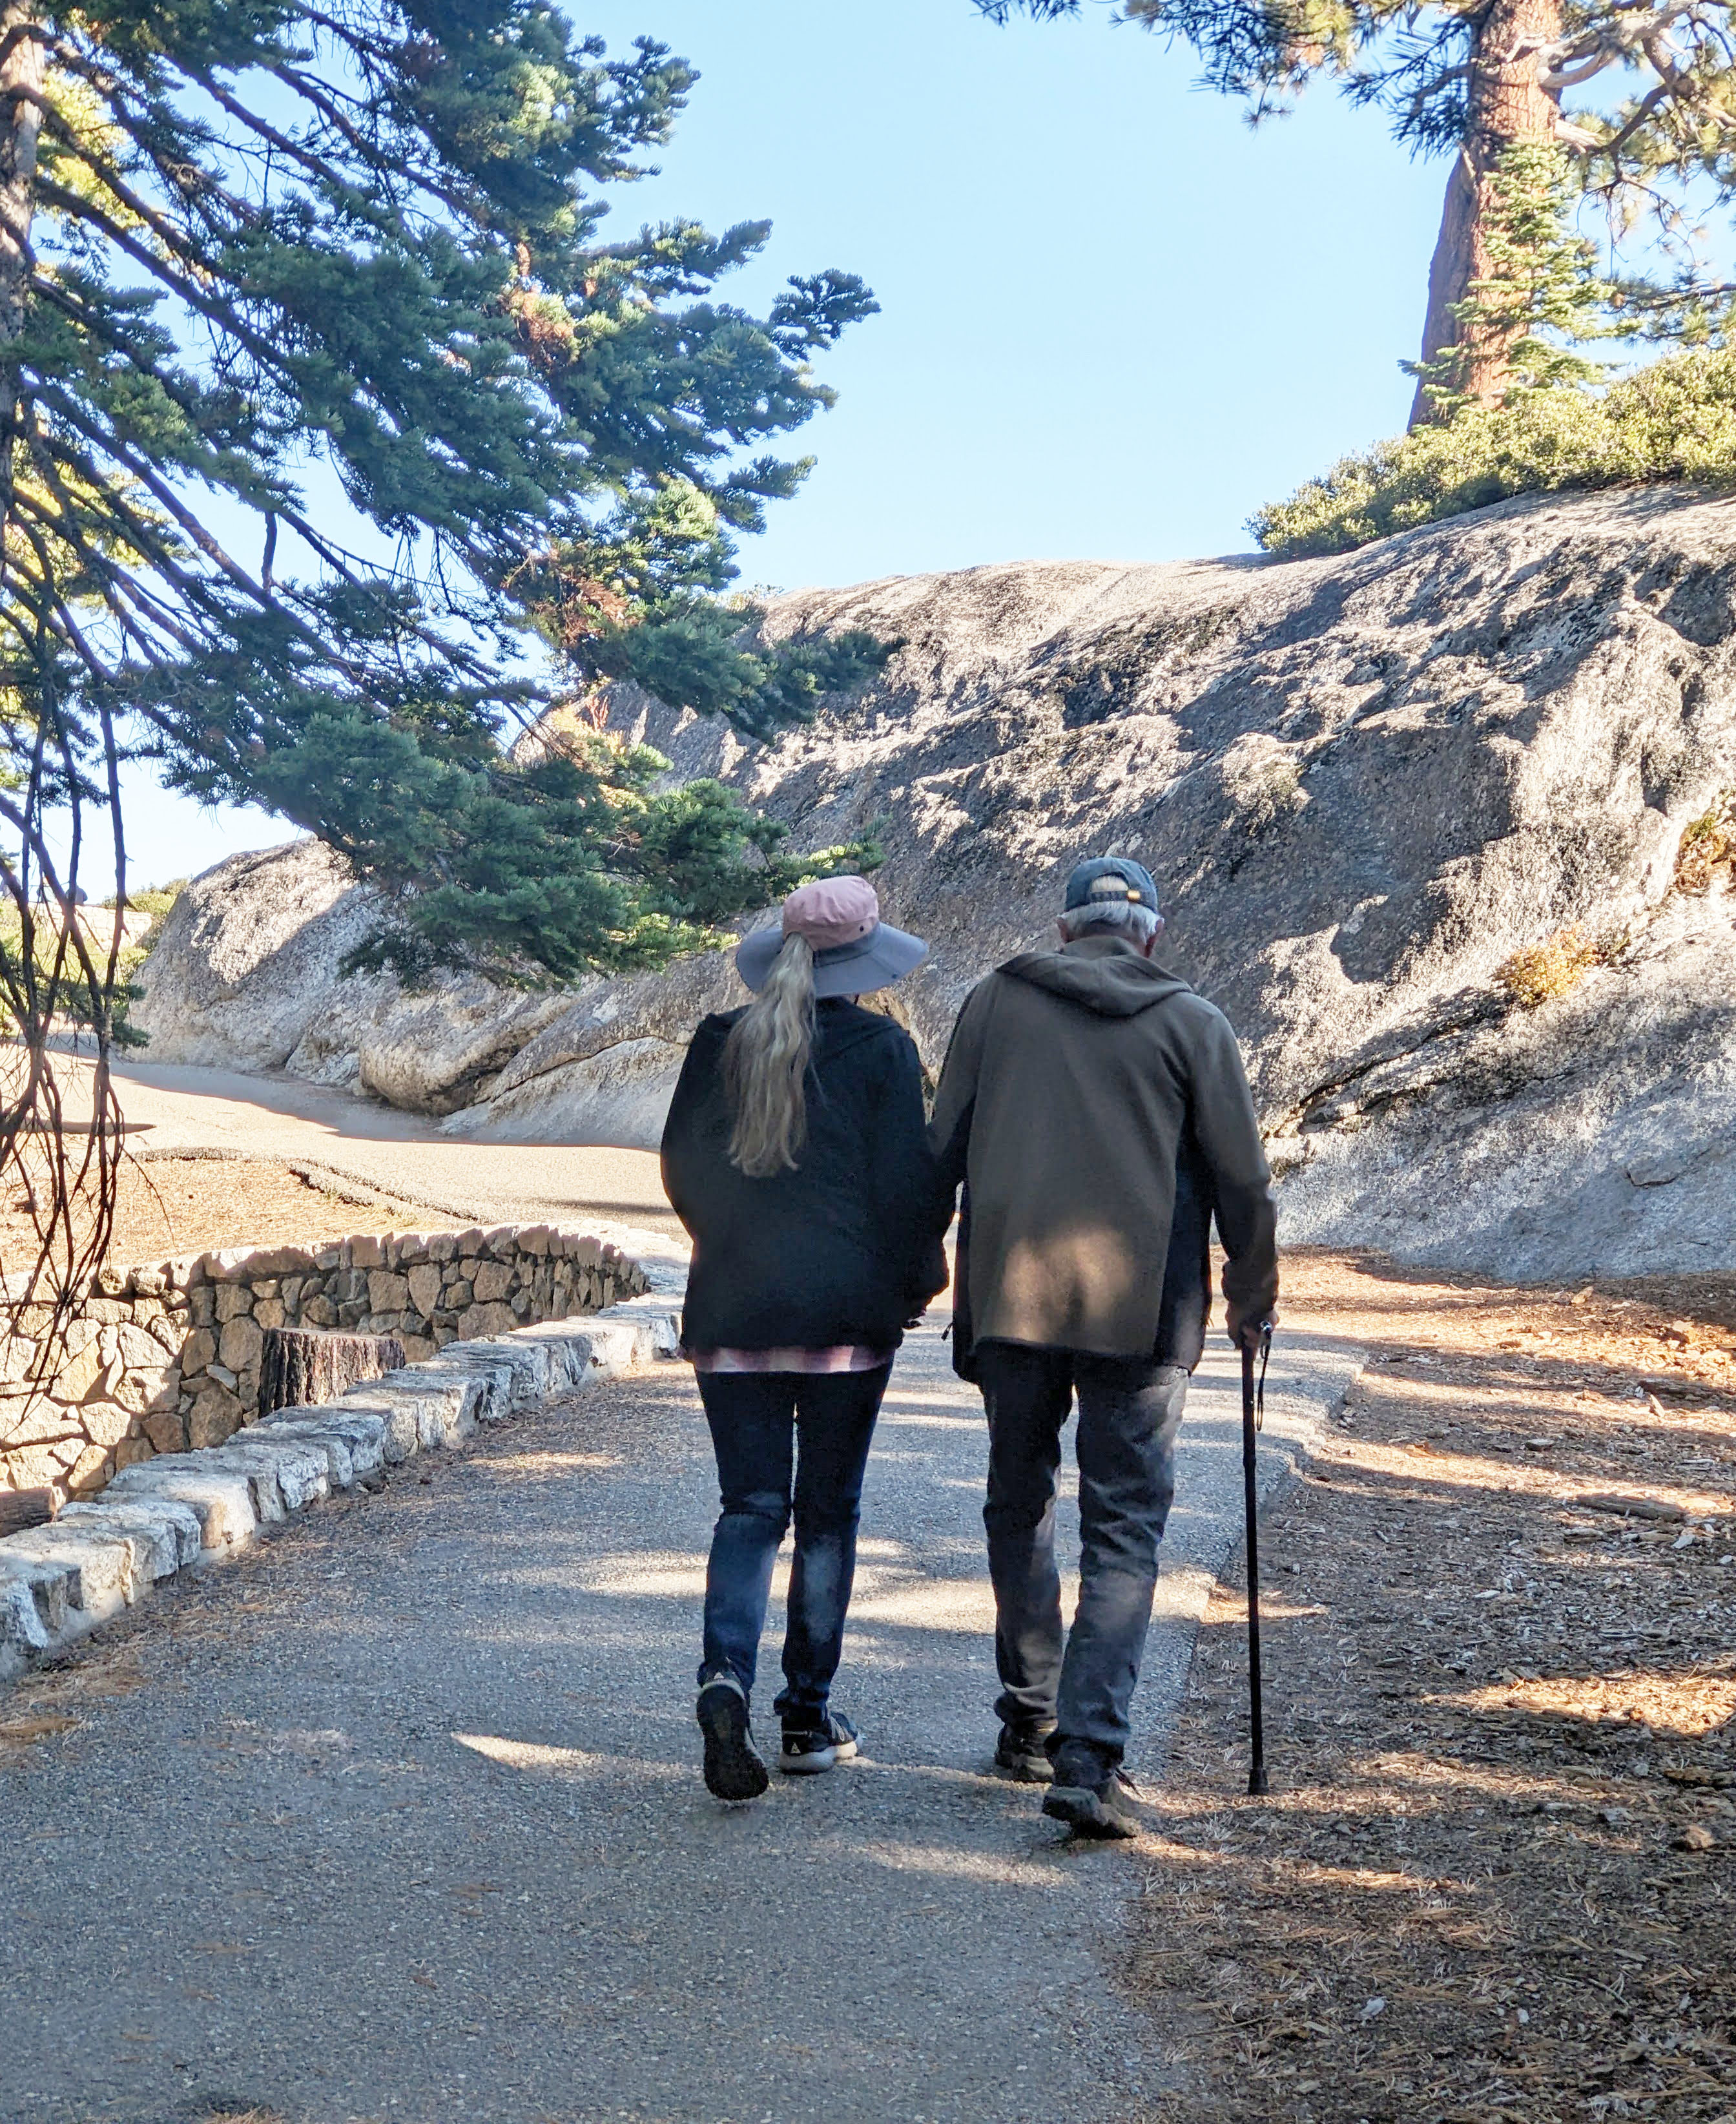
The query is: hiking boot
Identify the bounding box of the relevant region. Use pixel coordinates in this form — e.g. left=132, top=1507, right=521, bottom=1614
left=778, top=1709, right=860, bottom=1775
left=1042, top=1740, right=1142, bottom=1839
left=696, top=1674, right=769, bottom=1802
left=995, top=1721, right=1057, bottom=1783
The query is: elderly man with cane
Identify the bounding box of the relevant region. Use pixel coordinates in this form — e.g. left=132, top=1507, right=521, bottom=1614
left=929, top=857, right=1279, bottom=1837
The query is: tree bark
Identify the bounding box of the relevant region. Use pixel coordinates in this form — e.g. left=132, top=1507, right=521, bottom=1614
left=1409, top=0, right=1562, bottom=425
left=258, top=1328, right=407, bottom=1419
left=0, top=2, right=42, bottom=532
left=0, top=1484, right=50, bottom=1534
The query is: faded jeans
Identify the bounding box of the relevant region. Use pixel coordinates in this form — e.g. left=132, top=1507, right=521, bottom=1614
left=696, top=1367, right=889, bottom=1725
left=975, top=1342, right=1188, bottom=1764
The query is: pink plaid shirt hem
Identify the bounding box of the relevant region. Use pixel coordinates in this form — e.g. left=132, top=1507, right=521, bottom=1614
left=690, top=1346, right=893, bottom=1376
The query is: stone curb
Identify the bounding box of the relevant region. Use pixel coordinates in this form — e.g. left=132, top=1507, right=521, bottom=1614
left=1, top=1206, right=659, bottom=1503
left=0, top=1276, right=684, bottom=1685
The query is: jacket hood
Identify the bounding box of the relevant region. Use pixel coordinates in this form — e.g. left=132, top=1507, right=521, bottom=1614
left=1000, top=935, right=1194, bottom=1019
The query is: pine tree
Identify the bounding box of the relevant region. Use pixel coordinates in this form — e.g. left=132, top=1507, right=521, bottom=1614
left=0, top=3, right=879, bottom=1340
left=0, top=3, right=880, bottom=984
left=1410, top=138, right=1618, bottom=417
left=978, top=0, right=1736, bottom=424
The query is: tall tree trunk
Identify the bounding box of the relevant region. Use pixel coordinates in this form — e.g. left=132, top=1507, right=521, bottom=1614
left=0, top=3, right=41, bottom=545
left=1409, top=0, right=1561, bottom=426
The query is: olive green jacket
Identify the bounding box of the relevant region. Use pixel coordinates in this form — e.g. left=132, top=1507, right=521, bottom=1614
left=929, top=934, right=1279, bottom=1370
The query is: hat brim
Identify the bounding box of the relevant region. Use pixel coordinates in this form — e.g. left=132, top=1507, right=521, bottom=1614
left=735, top=921, right=929, bottom=997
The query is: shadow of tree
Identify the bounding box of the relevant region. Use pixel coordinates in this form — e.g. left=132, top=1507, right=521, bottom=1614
left=1128, top=1245, right=1736, bottom=2123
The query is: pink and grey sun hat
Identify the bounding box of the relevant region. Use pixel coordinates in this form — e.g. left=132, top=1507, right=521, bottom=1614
left=735, top=875, right=929, bottom=998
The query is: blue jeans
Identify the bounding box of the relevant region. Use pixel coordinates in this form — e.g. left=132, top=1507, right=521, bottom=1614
left=975, top=1342, right=1188, bottom=1764
left=696, top=1367, right=889, bottom=1724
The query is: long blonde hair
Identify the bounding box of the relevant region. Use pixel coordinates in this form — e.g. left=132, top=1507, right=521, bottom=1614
left=723, top=933, right=816, bottom=1176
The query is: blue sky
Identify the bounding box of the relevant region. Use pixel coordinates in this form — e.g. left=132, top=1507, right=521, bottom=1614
left=578, top=0, right=1445, bottom=585
left=110, top=0, right=1449, bottom=893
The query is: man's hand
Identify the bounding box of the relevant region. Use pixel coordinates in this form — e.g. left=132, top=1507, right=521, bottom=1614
left=1227, top=1306, right=1277, bottom=1352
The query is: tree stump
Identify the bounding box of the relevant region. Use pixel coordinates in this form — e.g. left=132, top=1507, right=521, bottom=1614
left=0, top=1487, right=53, bottom=1535
left=257, top=1327, right=406, bottom=1419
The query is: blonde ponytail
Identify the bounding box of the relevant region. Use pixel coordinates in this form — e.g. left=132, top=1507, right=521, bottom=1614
left=724, top=934, right=816, bottom=1176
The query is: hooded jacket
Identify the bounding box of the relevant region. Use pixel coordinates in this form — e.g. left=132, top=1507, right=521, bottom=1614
left=929, top=934, right=1278, bottom=1373
left=662, top=999, right=948, bottom=1353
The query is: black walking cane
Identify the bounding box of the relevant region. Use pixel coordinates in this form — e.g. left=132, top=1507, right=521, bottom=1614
left=1241, top=1320, right=1274, bottom=1797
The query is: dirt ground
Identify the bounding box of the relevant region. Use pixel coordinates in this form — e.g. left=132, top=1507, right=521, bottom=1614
left=1133, top=1247, right=1736, bottom=2124
left=0, top=1150, right=420, bottom=1271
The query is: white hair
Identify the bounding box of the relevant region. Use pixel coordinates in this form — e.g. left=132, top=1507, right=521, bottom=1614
left=1058, top=900, right=1161, bottom=947
left=724, top=934, right=816, bottom=1176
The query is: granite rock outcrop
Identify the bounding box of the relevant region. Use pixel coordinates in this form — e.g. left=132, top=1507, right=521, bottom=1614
left=132, top=485, right=1736, bottom=1281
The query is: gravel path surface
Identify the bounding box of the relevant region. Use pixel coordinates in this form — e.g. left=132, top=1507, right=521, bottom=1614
left=0, top=1315, right=1357, bottom=2124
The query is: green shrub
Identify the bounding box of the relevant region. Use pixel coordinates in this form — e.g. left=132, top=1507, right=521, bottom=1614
left=1253, top=351, right=1736, bottom=559
left=101, top=880, right=187, bottom=919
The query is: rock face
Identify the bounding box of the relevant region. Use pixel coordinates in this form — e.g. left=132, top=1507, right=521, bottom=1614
left=130, top=840, right=571, bottom=1114
left=135, top=485, right=1736, bottom=1282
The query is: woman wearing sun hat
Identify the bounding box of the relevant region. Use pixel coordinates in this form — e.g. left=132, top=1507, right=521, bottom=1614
left=661, top=875, right=946, bottom=1802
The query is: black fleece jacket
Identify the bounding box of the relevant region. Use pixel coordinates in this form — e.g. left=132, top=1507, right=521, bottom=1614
left=661, top=999, right=948, bottom=1353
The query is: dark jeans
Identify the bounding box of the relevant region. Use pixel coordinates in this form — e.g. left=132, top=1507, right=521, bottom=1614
left=976, top=1342, right=1188, bottom=1764
left=697, top=1366, right=889, bottom=1725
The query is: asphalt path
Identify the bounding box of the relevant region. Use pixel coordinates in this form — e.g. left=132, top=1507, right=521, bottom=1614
left=6, top=1057, right=1361, bottom=2119
left=0, top=1312, right=1358, bottom=2124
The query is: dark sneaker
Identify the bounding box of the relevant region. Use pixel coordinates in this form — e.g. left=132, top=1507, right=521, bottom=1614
left=696, top=1675, right=769, bottom=1802
left=995, top=1722, right=1057, bottom=1783
left=778, top=1710, right=860, bottom=1775
left=1042, top=1742, right=1142, bottom=1840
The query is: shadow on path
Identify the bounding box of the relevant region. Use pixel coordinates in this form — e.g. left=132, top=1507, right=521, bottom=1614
left=0, top=1320, right=1358, bottom=2124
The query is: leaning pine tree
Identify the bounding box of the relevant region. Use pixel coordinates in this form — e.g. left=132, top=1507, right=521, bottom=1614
left=980, top=0, right=1736, bottom=418
left=0, top=3, right=880, bottom=1395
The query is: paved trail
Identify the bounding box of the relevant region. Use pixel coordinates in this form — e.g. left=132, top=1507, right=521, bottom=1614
left=108, top=1056, right=684, bottom=1236
left=0, top=1314, right=1357, bottom=2124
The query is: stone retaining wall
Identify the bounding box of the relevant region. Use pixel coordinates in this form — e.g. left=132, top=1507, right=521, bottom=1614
left=0, top=1225, right=649, bottom=1503
left=0, top=1276, right=685, bottom=1683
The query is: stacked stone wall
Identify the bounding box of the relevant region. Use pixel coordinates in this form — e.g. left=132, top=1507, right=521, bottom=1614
left=0, top=1223, right=648, bottom=1502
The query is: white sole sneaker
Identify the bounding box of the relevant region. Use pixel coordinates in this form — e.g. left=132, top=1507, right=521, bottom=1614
left=778, top=1720, right=860, bottom=1775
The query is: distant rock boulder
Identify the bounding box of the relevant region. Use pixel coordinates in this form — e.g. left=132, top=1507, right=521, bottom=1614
left=135, top=484, right=1736, bottom=1282
left=129, top=838, right=570, bottom=1115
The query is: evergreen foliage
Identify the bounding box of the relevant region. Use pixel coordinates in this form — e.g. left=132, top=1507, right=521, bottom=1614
left=504, top=480, right=892, bottom=746
left=0, top=2, right=882, bottom=991
left=978, top=0, right=1736, bottom=397
left=1250, top=136, right=1736, bottom=557
left=1407, top=143, right=1619, bottom=417
left=0, top=3, right=883, bottom=1343
left=977, top=0, right=1736, bottom=267
left=1252, top=348, right=1736, bottom=557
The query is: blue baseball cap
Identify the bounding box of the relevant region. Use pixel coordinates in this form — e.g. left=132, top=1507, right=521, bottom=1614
left=1063, top=855, right=1161, bottom=916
